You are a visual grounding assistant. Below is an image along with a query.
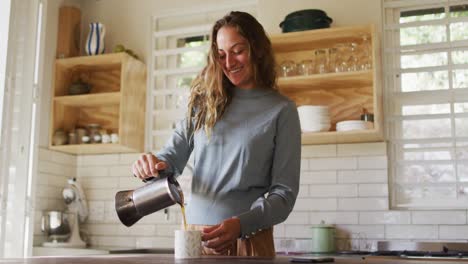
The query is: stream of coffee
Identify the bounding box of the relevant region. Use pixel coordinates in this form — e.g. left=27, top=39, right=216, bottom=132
left=178, top=188, right=187, bottom=230
left=180, top=204, right=187, bottom=231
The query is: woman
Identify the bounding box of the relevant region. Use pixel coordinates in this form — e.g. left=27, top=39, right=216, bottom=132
left=132, top=11, right=301, bottom=257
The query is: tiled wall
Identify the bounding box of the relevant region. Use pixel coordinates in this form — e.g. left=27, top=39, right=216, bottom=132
left=34, top=148, right=77, bottom=246
left=35, top=143, right=468, bottom=250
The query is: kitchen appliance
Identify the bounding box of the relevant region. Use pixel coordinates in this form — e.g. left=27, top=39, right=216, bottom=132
left=42, top=178, right=88, bottom=248
left=115, top=172, right=183, bottom=227
left=41, top=211, right=71, bottom=243
left=366, top=241, right=468, bottom=261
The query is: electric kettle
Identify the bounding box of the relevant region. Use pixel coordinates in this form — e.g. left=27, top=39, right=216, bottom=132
left=115, top=173, right=183, bottom=227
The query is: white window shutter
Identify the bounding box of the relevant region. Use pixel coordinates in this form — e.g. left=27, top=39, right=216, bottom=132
left=0, top=0, right=44, bottom=257
left=384, top=0, right=468, bottom=209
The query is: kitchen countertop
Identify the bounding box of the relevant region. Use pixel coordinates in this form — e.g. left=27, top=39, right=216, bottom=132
left=1, top=254, right=468, bottom=264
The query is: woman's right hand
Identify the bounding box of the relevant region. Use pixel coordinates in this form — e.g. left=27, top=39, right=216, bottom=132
left=132, top=152, right=168, bottom=180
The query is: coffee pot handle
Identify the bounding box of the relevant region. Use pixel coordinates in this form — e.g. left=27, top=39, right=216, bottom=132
left=142, top=170, right=174, bottom=183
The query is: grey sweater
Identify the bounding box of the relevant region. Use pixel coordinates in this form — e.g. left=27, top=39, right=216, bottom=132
left=156, top=87, right=301, bottom=237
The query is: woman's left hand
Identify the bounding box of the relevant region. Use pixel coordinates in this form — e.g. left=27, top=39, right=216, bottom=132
left=202, top=217, right=241, bottom=254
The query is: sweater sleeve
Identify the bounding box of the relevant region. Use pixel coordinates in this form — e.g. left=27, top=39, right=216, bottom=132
left=155, top=118, right=194, bottom=177
left=236, top=101, right=301, bottom=238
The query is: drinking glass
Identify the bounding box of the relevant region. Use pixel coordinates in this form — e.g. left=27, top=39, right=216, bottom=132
left=358, top=34, right=372, bottom=70
left=298, top=59, right=314, bottom=75
left=314, top=49, right=328, bottom=74
left=334, top=43, right=348, bottom=72
left=328, top=47, right=338, bottom=73
left=346, top=42, right=359, bottom=72
left=279, top=60, right=297, bottom=77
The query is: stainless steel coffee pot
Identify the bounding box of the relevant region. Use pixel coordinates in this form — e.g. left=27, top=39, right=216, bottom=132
left=115, top=173, right=183, bottom=227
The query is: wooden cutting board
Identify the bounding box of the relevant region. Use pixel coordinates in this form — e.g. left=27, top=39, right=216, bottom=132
left=56, top=6, right=81, bottom=58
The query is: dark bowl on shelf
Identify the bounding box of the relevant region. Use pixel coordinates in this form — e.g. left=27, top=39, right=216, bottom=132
left=68, top=82, right=91, bottom=95
left=284, top=9, right=329, bottom=21
left=280, top=9, right=333, bottom=33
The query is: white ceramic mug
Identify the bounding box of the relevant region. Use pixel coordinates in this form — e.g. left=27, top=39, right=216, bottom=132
left=174, top=230, right=201, bottom=258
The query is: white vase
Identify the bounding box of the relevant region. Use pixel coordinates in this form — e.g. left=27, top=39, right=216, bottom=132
left=85, top=22, right=105, bottom=55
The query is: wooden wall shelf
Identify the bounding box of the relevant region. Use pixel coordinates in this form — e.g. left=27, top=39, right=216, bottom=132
left=271, top=25, right=383, bottom=145
left=49, top=53, right=146, bottom=154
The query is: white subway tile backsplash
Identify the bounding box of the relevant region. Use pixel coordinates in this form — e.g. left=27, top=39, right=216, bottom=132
left=301, top=171, right=337, bottom=184
left=336, top=225, right=385, bottom=239
left=309, top=212, right=358, bottom=225
left=440, top=226, right=468, bottom=239
left=119, top=153, right=142, bottom=165
left=309, top=184, right=358, bottom=198
left=38, top=173, right=68, bottom=187
left=85, top=189, right=116, bottom=201
left=36, top=145, right=468, bottom=249
left=116, top=224, right=156, bottom=236
left=104, top=200, right=119, bottom=223
left=77, top=167, right=109, bottom=178
left=87, top=201, right=105, bottom=222
left=273, top=223, right=285, bottom=238
left=136, top=236, right=174, bottom=249
left=358, top=184, right=388, bottom=197
left=338, top=198, right=389, bottom=211
left=156, top=224, right=181, bottom=236
left=357, top=156, right=387, bottom=169
left=97, top=236, right=136, bottom=248
left=119, top=176, right=144, bottom=189
left=309, top=157, right=357, bottom=171
left=386, top=225, right=438, bottom=239
left=338, top=170, right=388, bottom=184
left=38, top=160, right=76, bottom=177
left=337, top=143, right=386, bottom=157
left=85, top=224, right=117, bottom=235
left=284, top=212, right=309, bottom=225
left=298, top=185, right=309, bottom=197
left=284, top=225, right=313, bottom=238
left=359, top=212, right=411, bottom=225
left=80, top=177, right=119, bottom=189
left=77, top=154, right=120, bottom=166
left=412, top=211, right=467, bottom=225
left=109, top=165, right=133, bottom=177
left=300, top=159, right=309, bottom=171
left=38, top=147, right=76, bottom=166
left=294, top=198, right=337, bottom=211
left=301, top=145, right=336, bottom=158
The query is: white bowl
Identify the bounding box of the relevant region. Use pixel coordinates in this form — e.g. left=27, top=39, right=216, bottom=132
left=336, top=120, right=374, bottom=131
left=298, top=105, right=330, bottom=132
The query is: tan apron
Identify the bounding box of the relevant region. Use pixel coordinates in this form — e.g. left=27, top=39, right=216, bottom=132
left=187, top=224, right=276, bottom=257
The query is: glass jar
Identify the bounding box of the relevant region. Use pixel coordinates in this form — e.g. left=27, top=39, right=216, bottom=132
left=87, top=124, right=102, bottom=143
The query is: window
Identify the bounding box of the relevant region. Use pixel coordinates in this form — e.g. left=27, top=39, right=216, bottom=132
left=148, top=2, right=257, bottom=151
left=384, top=0, right=468, bottom=208
left=0, top=0, right=44, bottom=257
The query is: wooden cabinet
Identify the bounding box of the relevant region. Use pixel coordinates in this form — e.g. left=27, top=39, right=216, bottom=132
left=49, top=53, right=146, bottom=154
left=271, top=24, right=383, bottom=145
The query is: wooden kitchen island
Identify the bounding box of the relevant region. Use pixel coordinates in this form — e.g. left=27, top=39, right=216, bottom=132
left=1, top=254, right=467, bottom=264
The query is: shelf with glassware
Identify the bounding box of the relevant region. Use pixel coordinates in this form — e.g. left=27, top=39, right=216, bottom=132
left=271, top=24, right=383, bottom=145
left=49, top=52, right=146, bottom=154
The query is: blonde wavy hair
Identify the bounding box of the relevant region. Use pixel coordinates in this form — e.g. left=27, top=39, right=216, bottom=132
left=187, top=11, right=277, bottom=137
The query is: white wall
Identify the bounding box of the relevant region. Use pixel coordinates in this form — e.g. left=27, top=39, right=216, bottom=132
left=257, top=0, right=381, bottom=34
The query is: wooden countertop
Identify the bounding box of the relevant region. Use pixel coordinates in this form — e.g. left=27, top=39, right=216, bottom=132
left=2, top=254, right=468, bottom=264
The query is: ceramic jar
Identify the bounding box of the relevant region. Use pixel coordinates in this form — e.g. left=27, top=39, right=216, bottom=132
left=85, top=22, right=106, bottom=55
left=52, top=129, right=68, bottom=145
left=310, top=221, right=335, bottom=253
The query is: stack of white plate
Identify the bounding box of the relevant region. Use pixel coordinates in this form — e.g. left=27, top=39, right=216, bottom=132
left=336, top=120, right=374, bottom=131
left=297, top=105, right=331, bottom=132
